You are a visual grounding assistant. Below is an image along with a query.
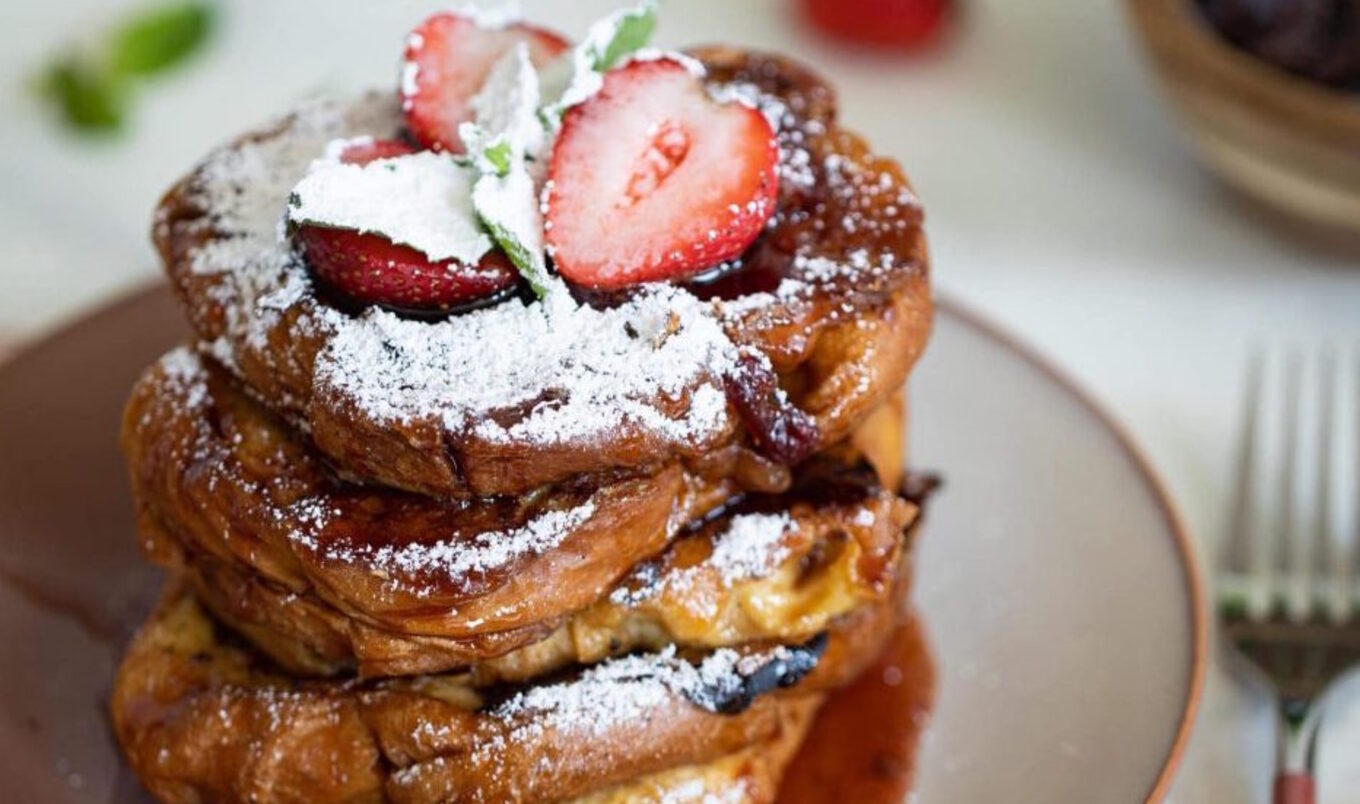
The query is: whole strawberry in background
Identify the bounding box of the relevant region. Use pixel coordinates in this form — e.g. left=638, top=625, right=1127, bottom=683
left=800, top=0, right=953, bottom=49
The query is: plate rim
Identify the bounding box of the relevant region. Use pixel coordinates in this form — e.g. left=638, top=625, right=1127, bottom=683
left=933, top=296, right=1208, bottom=803
left=0, top=285, right=1208, bottom=803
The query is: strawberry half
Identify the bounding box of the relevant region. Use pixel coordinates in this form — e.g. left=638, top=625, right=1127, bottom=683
left=296, top=139, right=519, bottom=312
left=401, top=12, right=570, bottom=153
left=544, top=59, right=779, bottom=290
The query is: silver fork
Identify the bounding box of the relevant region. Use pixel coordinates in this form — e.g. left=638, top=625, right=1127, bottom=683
left=1219, top=346, right=1360, bottom=804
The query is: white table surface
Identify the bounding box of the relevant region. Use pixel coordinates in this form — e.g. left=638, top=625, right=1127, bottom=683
left=2, top=0, right=1359, bottom=801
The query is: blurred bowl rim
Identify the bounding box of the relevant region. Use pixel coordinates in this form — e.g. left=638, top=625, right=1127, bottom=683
left=1125, top=0, right=1360, bottom=145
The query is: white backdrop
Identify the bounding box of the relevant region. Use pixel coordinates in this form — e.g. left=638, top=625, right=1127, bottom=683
left=2, top=0, right=1360, bottom=800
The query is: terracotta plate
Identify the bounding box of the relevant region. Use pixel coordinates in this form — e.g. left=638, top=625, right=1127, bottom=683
left=0, top=286, right=1204, bottom=802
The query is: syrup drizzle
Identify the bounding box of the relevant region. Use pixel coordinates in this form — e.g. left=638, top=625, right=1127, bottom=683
left=777, top=613, right=936, bottom=804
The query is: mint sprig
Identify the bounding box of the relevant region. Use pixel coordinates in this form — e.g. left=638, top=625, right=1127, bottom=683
left=594, top=3, right=657, bottom=71
left=36, top=57, right=129, bottom=132
left=485, top=216, right=552, bottom=299
left=35, top=1, right=216, bottom=135
left=472, top=171, right=554, bottom=300
left=111, top=2, right=215, bottom=76
left=482, top=140, right=514, bottom=176
left=538, top=0, right=659, bottom=128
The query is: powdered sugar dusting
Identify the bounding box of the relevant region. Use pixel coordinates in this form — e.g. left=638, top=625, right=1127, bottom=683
left=485, top=642, right=803, bottom=740
left=174, top=94, right=399, bottom=374
left=707, top=512, right=793, bottom=584
left=174, top=93, right=741, bottom=451
left=172, top=58, right=920, bottom=462
left=288, top=150, right=492, bottom=263
left=659, top=778, right=749, bottom=804
left=629, top=47, right=707, bottom=77
left=318, top=283, right=736, bottom=446
left=314, top=500, right=596, bottom=597
left=454, top=1, right=524, bottom=29
left=390, top=642, right=815, bottom=794
left=610, top=511, right=795, bottom=608
left=157, top=346, right=210, bottom=412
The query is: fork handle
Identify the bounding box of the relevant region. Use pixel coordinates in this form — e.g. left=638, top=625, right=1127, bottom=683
left=1275, top=699, right=1320, bottom=804
left=1273, top=772, right=1314, bottom=804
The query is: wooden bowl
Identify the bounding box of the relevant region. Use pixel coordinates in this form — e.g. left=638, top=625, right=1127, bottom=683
left=1126, top=0, right=1360, bottom=233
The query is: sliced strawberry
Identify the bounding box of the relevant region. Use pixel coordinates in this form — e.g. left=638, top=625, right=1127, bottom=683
left=544, top=59, right=779, bottom=290
left=297, top=138, right=518, bottom=312
left=336, top=137, right=419, bottom=164
left=401, top=12, right=569, bottom=153
left=297, top=228, right=518, bottom=312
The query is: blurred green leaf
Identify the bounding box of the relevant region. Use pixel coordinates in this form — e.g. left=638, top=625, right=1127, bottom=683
left=36, top=56, right=128, bottom=133
left=595, top=4, right=656, bottom=71
left=34, top=1, right=216, bottom=135
left=110, top=1, right=215, bottom=76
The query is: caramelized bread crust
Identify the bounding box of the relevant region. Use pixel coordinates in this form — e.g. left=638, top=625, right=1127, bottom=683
left=163, top=470, right=912, bottom=678
left=110, top=586, right=895, bottom=804
left=123, top=350, right=730, bottom=650
left=572, top=707, right=817, bottom=804
left=124, top=350, right=912, bottom=677
left=153, top=49, right=931, bottom=499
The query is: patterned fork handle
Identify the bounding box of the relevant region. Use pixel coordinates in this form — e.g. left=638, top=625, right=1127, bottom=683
left=1219, top=346, right=1360, bottom=804
left=1275, top=698, right=1320, bottom=804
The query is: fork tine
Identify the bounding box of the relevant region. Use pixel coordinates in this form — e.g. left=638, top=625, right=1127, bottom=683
left=1314, top=344, right=1339, bottom=621
left=1276, top=348, right=1304, bottom=620
left=1225, top=347, right=1264, bottom=580
left=1352, top=346, right=1360, bottom=616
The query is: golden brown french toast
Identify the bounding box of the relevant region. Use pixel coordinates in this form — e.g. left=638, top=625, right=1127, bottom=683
left=153, top=50, right=930, bottom=499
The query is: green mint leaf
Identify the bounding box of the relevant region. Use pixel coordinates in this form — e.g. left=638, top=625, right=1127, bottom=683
left=483, top=140, right=513, bottom=177
left=472, top=171, right=553, bottom=300
left=594, top=3, right=657, bottom=71
left=111, top=1, right=215, bottom=77
left=37, top=56, right=127, bottom=132
left=486, top=218, right=550, bottom=299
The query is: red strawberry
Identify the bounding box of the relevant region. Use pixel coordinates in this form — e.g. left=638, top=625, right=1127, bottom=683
left=401, top=12, right=569, bottom=153
left=335, top=137, right=420, bottom=165
left=296, top=139, right=519, bottom=312
left=297, top=228, right=518, bottom=312
left=801, top=0, right=951, bottom=50
left=544, top=59, right=779, bottom=290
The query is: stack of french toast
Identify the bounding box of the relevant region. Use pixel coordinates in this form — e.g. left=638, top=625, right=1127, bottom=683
left=110, top=4, right=933, bottom=802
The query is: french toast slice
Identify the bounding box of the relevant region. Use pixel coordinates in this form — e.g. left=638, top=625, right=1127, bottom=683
left=154, top=50, right=930, bottom=499
left=124, top=349, right=913, bottom=677
left=111, top=585, right=899, bottom=803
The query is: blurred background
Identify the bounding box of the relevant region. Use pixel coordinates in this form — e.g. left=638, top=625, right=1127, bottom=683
left=1, top=0, right=1359, bottom=801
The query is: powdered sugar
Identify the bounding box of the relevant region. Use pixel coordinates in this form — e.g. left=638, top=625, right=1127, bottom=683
left=459, top=43, right=546, bottom=166
left=539, top=1, right=658, bottom=125
left=453, top=1, right=525, bottom=29
left=659, top=779, right=749, bottom=804
left=157, top=346, right=210, bottom=412
left=178, top=94, right=741, bottom=451
left=628, top=47, right=707, bottom=77
left=610, top=511, right=795, bottom=608
left=486, top=642, right=805, bottom=736
left=317, top=283, right=737, bottom=447
left=318, top=500, right=596, bottom=596
left=288, top=149, right=491, bottom=263
left=707, top=512, right=794, bottom=584
left=391, top=641, right=816, bottom=794
left=471, top=163, right=554, bottom=296
left=174, top=55, right=915, bottom=461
